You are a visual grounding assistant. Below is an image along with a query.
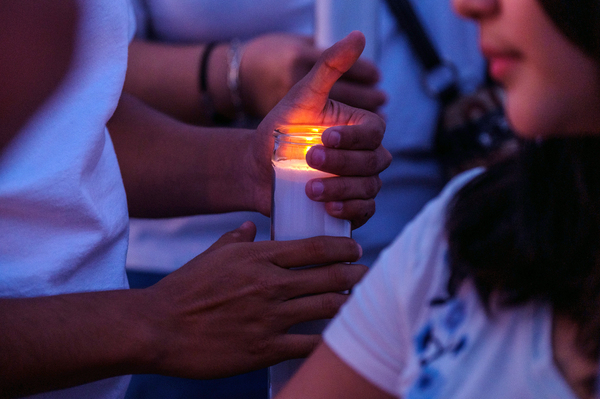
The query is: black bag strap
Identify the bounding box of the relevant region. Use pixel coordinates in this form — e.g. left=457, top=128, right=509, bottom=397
left=384, top=0, right=460, bottom=105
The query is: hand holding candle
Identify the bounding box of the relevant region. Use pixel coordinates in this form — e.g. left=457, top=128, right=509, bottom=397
left=253, top=31, right=392, bottom=228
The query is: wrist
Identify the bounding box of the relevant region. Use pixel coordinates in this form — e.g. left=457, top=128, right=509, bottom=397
left=120, top=288, right=166, bottom=374
left=242, top=129, right=273, bottom=216
left=198, top=42, right=219, bottom=122
left=203, top=43, right=231, bottom=121
left=204, top=41, right=247, bottom=124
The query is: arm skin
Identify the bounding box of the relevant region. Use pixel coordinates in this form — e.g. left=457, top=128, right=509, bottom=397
left=123, top=40, right=229, bottom=125
left=124, top=33, right=387, bottom=125
left=275, top=343, right=397, bottom=399
left=107, top=93, right=262, bottom=217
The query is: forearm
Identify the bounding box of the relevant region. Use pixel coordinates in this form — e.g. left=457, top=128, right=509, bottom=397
left=275, top=343, right=396, bottom=399
left=0, top=289, right=155, bottom=398
left=124, top=39, right=236, bottom=124
left=107, top=93, right=264, bottom=218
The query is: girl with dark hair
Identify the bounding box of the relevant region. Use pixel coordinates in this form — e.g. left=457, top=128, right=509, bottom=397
left=275, top=0, right=600, bottom=398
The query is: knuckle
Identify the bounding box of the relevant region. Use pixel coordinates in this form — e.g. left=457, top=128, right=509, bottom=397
left=366, top=122, right=385, bottom=148
left=366, top=199, right=376, bottom=218
left=376, top=175, right=383, bottom=190
left=306, top=238, right=328, bottom=259
left=334, top=147, right=349, bottom=170
left=377, top=118, right=386, bottom=140
left=323, top=56, right=346, bottom=76
left=365, top=176, right=381, bottom=198
left=251, top=336, right=274, bottom=356
left=327, top=264, right=351, bottom=289
left=241, top=244, right=268, bottom=265
left=250, top=273, right=280, bottom=298
left=353, top=200, right=376, bottom=229
left=339, top=178, right=353, bottom=197
left=365, top=153, right=380, bottom=173
left=351, top=130, right=362, bottom=148
left=382, top=147, right=393, bottom=168
left=369, top=126, right=382, bottom=148
left=321, top=293, right=344, bottom=315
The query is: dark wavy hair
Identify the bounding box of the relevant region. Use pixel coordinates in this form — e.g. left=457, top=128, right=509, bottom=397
left=538, top=0, right=600, bottom=60
left=445, top=0, right=600, bottom=362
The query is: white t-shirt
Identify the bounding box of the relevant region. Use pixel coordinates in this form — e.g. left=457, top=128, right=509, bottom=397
left=133, top=0, right=313, bottom=41
left=324, top=169, right=578, bottom=399
left=0, top=0, right=136, bottom=397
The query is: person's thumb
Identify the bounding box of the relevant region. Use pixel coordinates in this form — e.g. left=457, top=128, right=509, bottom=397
left=278, top=31, right=366, bottom=114
left=203, top=221, right=257, bottom=255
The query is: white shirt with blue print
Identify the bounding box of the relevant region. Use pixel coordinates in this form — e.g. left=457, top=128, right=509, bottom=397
left=324, top=168, right=578, bottom=399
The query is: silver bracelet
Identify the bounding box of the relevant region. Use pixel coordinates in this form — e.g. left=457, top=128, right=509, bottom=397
left=227, top=38, right=246, bottom=121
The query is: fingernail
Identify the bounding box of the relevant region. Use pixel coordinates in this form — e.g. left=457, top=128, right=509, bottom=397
left=308, top=147, right=326, bottom=167
left=311, top=180, right=324, bottom=197
left=357, top=243, right=363, bottom=259
left=330, top=201, right=343, bottom=212
left=325, top=130, right=341, bottom=148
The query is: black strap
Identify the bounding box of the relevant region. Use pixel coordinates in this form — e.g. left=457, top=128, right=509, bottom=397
left=384, top=0, right=459, bottom=105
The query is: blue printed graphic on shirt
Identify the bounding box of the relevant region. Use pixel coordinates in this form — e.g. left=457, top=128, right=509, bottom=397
left=408, top=252, right=470, bottom=398
left=407, top=365, right=444, bottom=399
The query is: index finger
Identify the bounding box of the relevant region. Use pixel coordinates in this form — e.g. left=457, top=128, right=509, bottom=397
left=320, top=117, right=386, bottom=151
left=263, top=236, right=362, bottom=268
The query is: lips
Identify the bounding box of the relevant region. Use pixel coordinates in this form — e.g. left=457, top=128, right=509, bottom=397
left=481, top=45, right=521, bottom=82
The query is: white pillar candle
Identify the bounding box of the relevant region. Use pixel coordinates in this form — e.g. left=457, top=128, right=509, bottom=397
left=272, top=159, right=350, bottom=240
left=268, top=126, right=351, bottom=397
left=315, top=0, right=380, bottom=61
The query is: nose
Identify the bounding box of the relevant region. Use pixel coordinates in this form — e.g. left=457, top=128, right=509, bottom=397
left=452, top=0, right=497, bottom=20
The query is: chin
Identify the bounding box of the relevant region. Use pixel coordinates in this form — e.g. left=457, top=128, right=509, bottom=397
left=505, top=98, right=560, bottom=140
left=505, top=110, right=542, bottom=139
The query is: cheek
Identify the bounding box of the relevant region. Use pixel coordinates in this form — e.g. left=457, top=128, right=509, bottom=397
left=505, top=62, right=600, bottom=137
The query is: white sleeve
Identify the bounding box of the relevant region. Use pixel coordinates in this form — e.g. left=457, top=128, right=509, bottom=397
left=323, top=169, right=482, bottom=395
